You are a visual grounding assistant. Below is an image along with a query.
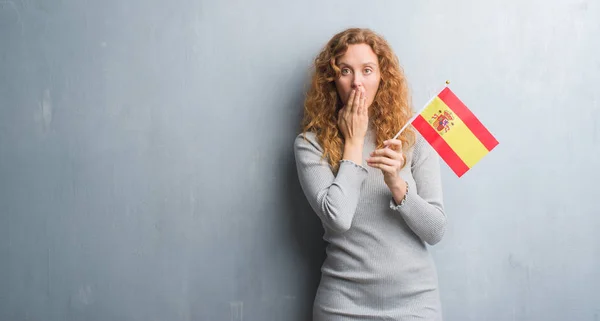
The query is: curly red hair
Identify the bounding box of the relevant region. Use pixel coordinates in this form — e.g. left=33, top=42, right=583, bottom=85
left=301, top=28, right=415, bottom=172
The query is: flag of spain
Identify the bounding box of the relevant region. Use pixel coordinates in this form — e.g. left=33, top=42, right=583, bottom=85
left=411, top=87, right=499, bottom=177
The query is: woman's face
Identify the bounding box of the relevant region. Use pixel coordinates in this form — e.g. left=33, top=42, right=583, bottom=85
left=334, top=43, right=381, bottom=109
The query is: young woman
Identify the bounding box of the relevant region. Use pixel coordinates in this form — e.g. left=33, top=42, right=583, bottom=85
left=294, top=28, right=447, bottom=321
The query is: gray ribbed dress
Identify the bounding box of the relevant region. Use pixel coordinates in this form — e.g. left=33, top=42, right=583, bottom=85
left=293, top=126, right=447, bottom=321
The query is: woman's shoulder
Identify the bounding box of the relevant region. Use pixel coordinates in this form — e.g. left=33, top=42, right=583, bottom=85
left=293, top=131, right=323, bottom=152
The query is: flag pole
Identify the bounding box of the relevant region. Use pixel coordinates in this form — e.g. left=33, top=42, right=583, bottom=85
left=389, top=80, right=450, bottom=141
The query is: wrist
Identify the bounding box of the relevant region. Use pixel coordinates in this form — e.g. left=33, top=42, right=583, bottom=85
left=343, top=140, right=364, bottom=165
left=389, top=178, right=408, bottom=202
left=390, top=180, right=409, bottom=210
left=344, top=138, right=364, bottom=149
left=389, top=179, right=406, bottom=193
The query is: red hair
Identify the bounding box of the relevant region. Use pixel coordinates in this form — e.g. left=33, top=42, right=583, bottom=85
left=301, top=28, right=415, bottom=172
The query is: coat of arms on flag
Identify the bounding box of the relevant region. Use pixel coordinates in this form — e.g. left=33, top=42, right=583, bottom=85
left=428, top=110, right=455, bottom=135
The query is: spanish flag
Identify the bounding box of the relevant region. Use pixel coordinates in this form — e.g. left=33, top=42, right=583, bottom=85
left=411, top=86, right=498, bottom=177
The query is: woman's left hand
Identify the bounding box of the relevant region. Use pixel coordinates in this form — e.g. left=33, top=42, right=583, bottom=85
left=366, top=139, right=405, bottom=190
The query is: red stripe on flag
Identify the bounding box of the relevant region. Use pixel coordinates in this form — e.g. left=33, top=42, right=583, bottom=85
left=438, top=87, right=499, bottom=151
left=412, top=115, right=470, bottom=177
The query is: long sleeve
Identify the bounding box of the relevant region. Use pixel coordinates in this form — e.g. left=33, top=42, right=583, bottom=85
left=392, top=135, right=447, bottom=245
left=293, top=132, right=368, bottom=233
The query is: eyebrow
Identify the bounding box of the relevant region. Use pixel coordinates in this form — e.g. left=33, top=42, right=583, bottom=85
left=338, top=62, right=377, bottom=68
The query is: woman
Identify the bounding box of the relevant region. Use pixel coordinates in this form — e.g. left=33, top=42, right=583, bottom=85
left=293, top=28, right=447, bottom=320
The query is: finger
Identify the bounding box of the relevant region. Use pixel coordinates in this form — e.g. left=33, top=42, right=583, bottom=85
left=367, top=156, right=399, bottom=167
left=367, top=162, right=396, bottom=174
left=347, top=89, right=356, bottom=110
left=356, top=88, right=366, bottom=114
left=352, top=88, right=362, bottom=113
left=383, top=151, right=403, bottom=165
left=371, top=148, right=401, bottom=160
left=384, top=139, right=403, bottom=151
left=361, top=91, right=368, bottom=115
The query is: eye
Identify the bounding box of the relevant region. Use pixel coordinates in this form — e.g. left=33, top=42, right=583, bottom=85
left=341, top=68, right=351, bottom=75
left=364, top=68, right=373, bottom=74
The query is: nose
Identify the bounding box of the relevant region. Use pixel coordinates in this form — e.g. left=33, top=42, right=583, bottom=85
left=351, top=75, right=363, bottom=90
left=351, top=81, right=363, bottom=89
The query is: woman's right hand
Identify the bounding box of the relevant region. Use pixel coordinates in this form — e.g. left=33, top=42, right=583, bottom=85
left=337, top=87, right=368, bottom=146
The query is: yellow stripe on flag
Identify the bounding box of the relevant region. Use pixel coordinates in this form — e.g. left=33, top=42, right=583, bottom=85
left=420, top=97, right=489, bottom=168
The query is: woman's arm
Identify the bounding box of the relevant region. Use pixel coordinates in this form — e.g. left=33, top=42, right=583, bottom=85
left=391, top=136, right=447, bottom=245
left=293, top=132, right=368, bottom=233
